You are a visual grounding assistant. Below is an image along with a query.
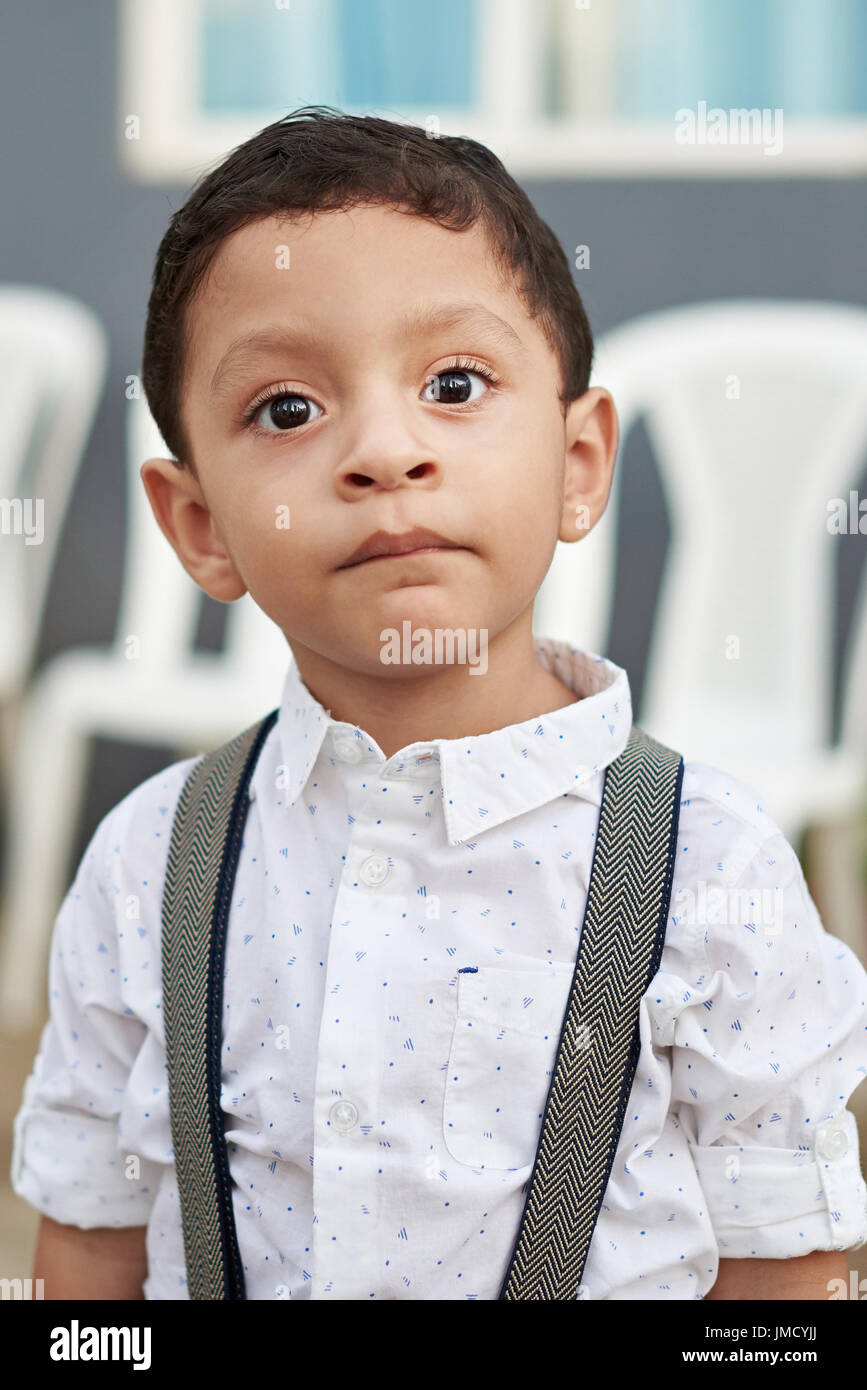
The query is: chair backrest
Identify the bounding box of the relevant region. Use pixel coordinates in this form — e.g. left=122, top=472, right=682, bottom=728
left=120, top=391, right=202, bottom=666
left=123, top=393, right=289, bottom=689
left=537, top=300, right=867, bottom=768
left=531, top=448, right=616, bottom=660
left=0, top=285, right=107, bottom=693
left=840, top=558, right=867, bottom=758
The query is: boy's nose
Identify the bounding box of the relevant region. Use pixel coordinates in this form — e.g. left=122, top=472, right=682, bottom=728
left=338, top=454, right=437, bottom=490
left=335, top=398, right=439, bottom=489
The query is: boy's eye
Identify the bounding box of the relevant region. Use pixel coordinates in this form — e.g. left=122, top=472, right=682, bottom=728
left=249, top=393, right=323, bottom=433
left=422, top=367, right=491, bottom=405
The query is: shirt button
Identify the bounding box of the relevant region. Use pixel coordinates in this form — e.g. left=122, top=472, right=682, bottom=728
left=333, top=735, right=362, bottom=763
left=329, top=1100, right=359, bottom=1133
left=816, top=1122, right=849, bottom=1162
left=360, top=853, right=390, bottom=886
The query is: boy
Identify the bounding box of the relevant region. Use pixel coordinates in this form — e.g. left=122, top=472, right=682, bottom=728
left=12, top=106, right=867, bottom=1300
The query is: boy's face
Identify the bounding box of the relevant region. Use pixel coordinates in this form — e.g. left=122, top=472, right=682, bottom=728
left=141, top=204, right=616, bottom=680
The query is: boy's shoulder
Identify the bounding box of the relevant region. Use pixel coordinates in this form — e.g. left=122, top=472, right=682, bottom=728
left=679, top=755, right=781, bottom=831
left=109, top=751, right=204, bottom=833
left=675, top=755, right=793, bottom=886
left=82, top=752, right=206, bottom=895
left=85, top=713, right=279, bottom=896
left=99, top=708, right=281, bottom=850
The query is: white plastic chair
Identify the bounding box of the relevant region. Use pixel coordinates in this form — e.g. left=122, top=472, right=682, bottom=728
left=0, top=285, right=108, bottom=766
left=534, top=300, right=867, bottom=946
left=807, top=540, right=867, bottom=958
left=0, top=394, right=291, bottom=1030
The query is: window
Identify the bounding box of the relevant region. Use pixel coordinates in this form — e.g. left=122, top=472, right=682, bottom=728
left=119, top=0, right=867, bottom=181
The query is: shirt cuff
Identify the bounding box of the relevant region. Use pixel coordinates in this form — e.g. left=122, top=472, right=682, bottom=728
left=11, top=1087, right=161, bottom=1230
left=687, top=1108, right=867, bottom=1258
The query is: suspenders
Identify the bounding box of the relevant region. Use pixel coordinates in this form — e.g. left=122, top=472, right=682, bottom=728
left=161, top=710, right=278, bottom=1301
left=161, top=711, right=684, bottom=1300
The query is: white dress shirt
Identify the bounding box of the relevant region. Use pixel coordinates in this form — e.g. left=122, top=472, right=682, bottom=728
left=11, top=636, right=867, bottom=1300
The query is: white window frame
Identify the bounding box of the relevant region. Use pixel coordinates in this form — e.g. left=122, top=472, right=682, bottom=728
left=118, top=0, right=867, bottom=183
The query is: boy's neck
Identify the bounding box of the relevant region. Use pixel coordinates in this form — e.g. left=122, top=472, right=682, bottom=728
left=288, top=624, right=579, bottom=761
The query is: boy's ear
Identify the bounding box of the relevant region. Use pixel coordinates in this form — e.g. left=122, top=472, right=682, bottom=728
left=558, top=387, right=619, bottom=545
left=139, top=457, right=248, bottom=602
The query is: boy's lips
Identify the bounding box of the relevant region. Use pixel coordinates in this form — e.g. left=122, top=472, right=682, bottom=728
left=337, top=526, right=465, bottom=569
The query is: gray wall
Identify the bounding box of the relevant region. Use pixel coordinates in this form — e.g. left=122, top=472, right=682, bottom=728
left=2, top=0, right=865, bottom=876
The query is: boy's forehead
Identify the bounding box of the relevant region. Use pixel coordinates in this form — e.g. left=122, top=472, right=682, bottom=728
left=210, top=204, right=499, bottom=286
left=189, top=205, right=535, bottom=372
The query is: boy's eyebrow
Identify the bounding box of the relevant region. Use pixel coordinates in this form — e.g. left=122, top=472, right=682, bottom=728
left=209, top=302, right=526, bottom=397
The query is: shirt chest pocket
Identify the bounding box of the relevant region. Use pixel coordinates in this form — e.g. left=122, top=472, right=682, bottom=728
left=442, top=965, right=574, bottom=1171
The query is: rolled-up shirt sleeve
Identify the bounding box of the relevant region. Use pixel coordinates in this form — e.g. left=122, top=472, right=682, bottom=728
left=665, top=824, right=867, bottom=1259
left=11, top=802, right=163, bottom=1228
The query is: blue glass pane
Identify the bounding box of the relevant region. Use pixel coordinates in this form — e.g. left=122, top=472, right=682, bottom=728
left=775, top=0, right=867, bottom=116
left=200, top=0, right=477, bottom=114
left=338, top=0, right=475, bottom=108
left=200, top=2, right=342, bottom=113
left=612, top=0, right=867, bottom=119
left=855, top=2, right=867, bottom=110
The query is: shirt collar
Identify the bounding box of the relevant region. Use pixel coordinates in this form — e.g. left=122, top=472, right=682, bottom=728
left=274, top=635, right=632, bottom=845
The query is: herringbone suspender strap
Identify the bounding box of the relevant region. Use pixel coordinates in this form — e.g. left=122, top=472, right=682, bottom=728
left=161, top=707, right=279, bottom=1301
left=498, top=722, right=684, bottom=1299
